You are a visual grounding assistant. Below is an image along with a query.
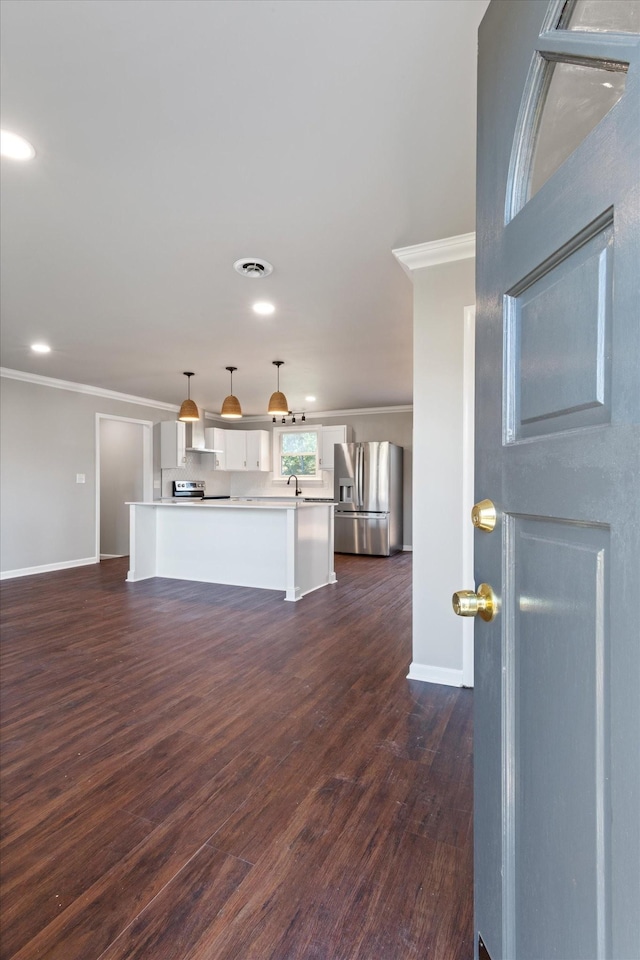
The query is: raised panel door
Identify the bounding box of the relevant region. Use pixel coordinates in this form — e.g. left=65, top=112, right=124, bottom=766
left=475, top=3, right=639, bottom=958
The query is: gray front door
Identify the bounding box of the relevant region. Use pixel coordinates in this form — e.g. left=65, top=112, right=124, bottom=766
left=474, top=2, right=639, bottom=958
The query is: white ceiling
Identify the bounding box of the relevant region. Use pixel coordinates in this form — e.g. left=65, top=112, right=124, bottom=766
left=0, top=0, right=489, bottom=416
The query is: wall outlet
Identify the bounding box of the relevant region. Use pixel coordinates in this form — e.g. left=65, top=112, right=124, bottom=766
left=153, top=479, right=161, bottom=489
left=76, top=473, right=86, bottom=484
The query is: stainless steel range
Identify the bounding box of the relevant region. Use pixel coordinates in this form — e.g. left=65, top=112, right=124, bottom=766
left=171, top=481, right=230, bottom=501
left=173, top=480, right=205, bottom=499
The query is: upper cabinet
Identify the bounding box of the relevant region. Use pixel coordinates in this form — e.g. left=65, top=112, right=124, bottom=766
left=161, top=423, right=344, bottom=473
left=320, top=425, right=352, bottom=470
left=160, top=420, right=186, bottom=468
left=225, top=430, right=247, bottom=471
left=246, top=430, right=271, bottom=471
left=204, top=427, right=226, bottom=470
left=204, top=428, right=271, bottom=472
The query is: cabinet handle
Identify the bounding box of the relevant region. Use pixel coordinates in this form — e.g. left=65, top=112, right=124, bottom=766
left=257, top=460, right=259, bottom=468
left=244, top=460, right=246, bottom=468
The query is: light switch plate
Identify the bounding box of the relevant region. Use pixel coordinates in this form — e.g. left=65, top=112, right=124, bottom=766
left=76, top=473, right=86, bottom=484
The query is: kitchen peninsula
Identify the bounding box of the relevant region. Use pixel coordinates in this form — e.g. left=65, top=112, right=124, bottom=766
left=126, top=499, right=336, bottom=601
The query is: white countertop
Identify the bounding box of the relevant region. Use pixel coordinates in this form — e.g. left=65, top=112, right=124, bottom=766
left=129, top=499, right=334, bottom=510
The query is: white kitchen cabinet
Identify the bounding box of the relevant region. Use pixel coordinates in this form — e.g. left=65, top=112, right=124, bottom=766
left=160, top=420, right=186, bottom=468
left=225, top=430, right=247, bottom=471
left=225, top=429, right=271, bottom=471
left=320, top=425, right=352, bottom=470
left=202, top=428, right=271, bottom=471
left=246, top=430, right=271, bottom=471
left=204, top=427, right=227, bottom=470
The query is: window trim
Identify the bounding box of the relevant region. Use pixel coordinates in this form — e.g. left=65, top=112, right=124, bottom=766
left=272, top=424, right=323, bottom=483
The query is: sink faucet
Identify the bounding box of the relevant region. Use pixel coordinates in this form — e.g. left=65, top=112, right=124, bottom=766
left=287, top=474, right=302, bottom=496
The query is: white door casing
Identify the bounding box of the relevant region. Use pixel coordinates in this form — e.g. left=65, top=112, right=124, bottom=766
left=95, top=413, right=153, bottom=559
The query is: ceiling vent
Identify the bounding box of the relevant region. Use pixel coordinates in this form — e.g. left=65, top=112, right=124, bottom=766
left=233, top=257, right=273, bottom=278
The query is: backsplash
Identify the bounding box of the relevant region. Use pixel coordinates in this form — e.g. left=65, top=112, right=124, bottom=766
left=160, top=454, right=231, bottom=498
left=160, top=457, right=334, bottom=500
left=230, top=470, right=334, bottom=498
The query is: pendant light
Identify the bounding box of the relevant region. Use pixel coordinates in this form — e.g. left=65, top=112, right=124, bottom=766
left=267, top=360, right=289, bottom=416
left=178, top=372, right=199, bottom=422
left=220, top=366, right=242, bottom=419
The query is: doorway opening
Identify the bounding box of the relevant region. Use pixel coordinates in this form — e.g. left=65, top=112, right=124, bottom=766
left=95, top=414, right=153, bottom=560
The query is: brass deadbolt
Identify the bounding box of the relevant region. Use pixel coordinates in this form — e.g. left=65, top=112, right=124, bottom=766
left=471, top=499, right=497, bottom=532
left=452, top=583, right=498, bottom=622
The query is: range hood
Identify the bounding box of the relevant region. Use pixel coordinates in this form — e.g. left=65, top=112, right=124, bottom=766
left=185, top=416, right=223, bottom=453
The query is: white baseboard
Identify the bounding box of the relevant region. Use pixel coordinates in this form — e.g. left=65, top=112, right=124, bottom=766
left=406, top=661, right=464, bottom=687
left=0, top=556, right=98, bottom=580
left=402, top=544, right=413, bottom=552
left=100, top=553, right=126, bottom=559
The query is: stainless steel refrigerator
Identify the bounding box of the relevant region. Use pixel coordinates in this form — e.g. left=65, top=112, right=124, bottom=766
left=333, top=441, right=403, bottom=556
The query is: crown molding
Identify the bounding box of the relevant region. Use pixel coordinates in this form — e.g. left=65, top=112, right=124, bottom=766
left=1, top=369, right=412, bottom=421
left=0, top=367, right=179, bottom=412
left=217, top=404, right=413, bottom=423
left=392, top=231, right=476, bottom=276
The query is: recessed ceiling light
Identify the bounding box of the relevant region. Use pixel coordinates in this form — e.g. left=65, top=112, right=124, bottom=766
left=305, top=396, right=316, bottom=402
left=602, top=81, right=614, bottom=89
left=1, top=129, right=36, bottom=160
left=253, top=302, right=275, bottom=316
left=31, top=342, right=51, bottom=353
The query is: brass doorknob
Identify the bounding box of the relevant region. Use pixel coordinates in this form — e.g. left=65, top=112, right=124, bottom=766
left=452, top=583, right=498, bottom=622
left=471, top=499, right=497, bottom=532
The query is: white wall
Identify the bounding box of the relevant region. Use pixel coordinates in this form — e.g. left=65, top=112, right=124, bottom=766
left=411, top=256, right=475, bottom=685
left=99, top=419, right=144, bottom=557
left=0, top=375, right=176, bottom=576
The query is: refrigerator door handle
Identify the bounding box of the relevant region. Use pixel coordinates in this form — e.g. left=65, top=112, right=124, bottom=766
left=357, top=444, right=364, bottom=508
left=353, top=445, right=359, bottom=507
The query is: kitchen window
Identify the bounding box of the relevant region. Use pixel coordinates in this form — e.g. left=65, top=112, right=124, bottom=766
left=272, top=425, right=321, bottom=481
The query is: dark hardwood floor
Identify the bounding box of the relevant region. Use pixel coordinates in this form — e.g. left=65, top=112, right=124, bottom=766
left=0, top=553, right=473, bottom=960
